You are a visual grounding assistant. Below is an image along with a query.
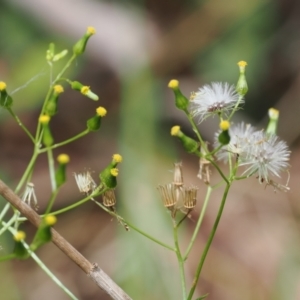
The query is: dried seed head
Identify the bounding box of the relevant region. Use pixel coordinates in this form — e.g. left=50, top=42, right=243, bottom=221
left=173, top=162, right=184, bottom=187
left=157, top=184, right=177, bottom=208
left=102, top=189, right=117, bottom=207
left=183, top=187, right=198, bottom=209
left=74, top=171, right=97, bottom=194
left=21, top=182, right=38, bottom=210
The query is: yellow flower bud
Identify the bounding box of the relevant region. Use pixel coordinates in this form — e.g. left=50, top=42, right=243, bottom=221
left=45, top=215, right=57, bottom=226
left=0, top=81, right=7, bottom=91
left=14, top=231, right=26, bottom=242
left=219, top=120, right=230, bottom=131
left=39, top=115, right=51, bottom=124
left=113, top=154, right=122, bottom=163
left=57, top=154, right=70, bottom=164
left=96, top=107, right=107, bottom=117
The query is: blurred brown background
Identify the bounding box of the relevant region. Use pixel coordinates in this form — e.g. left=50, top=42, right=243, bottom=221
left=1, top=0, right=300, bottom=299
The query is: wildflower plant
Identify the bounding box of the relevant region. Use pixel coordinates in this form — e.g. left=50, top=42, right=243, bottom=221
left=0, top=27, right=131, bottom=300
left=163, top=60, right=291, bottom=299
left=0, top=25, right=291, bottom=300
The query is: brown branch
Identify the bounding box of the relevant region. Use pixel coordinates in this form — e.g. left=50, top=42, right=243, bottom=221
left=0, top=179, right=132, bottom=300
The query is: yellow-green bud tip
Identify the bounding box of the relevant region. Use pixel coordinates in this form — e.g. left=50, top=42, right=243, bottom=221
left=171, top=125, right=181, bottom=136
left=14, top=231, right=26, bottom=242
left=54, top=85, right=64, bottom=94
left=39, top=115, right=51, bottom=124
left=110, top=168, right=119, bottom=177
left=168, top=79, right=179, bottom=89
left=96, top=107, right=107, bottom=117
left=81, top=86, right=90, bottom=95
left=87, top=26, right=96, bottom=35
left=57, top=154, right=70, bottom=164
left=268, top=108, right=279, bottom=120
left=0, top=81, right=7, bottom=91
left=113, top=154, right=122, bottom=163
left=220, top=120, right=230, bottom=131
left=45, top=215, right=57, bottom=226
left=238, top=61, right=247, bottom=67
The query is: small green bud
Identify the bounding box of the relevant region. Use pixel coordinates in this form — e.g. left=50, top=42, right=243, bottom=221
left=99, top=154, right=122, bottom=188
left=53, top=49, right=68, bottom=62
left=55, top=154, right=70, bottom=187
left=168, top=80, right=189, bottom=112
left=236, top=61, right=248, bottom=96
left=87, top=107, right=107, bottom=131
left=218, top=121, right=231, bottom=145
left=45, top=85, right=64, bottom=116
left=100, top=167, right=118, bottom=189
left=39, top=115, right=54, bottom=147
left=46, top=43, right=55, bottom=61
left=31, top=216, right=57, bottom=251
left=13, top=231, right=29, bottom=259
left=0, top=81, right=13, bottom=108
left=171, top=126, right=199, bottom=153
left=266, top=108, right=279, bottom=136
left=73, top=26, right=96, bottom=56
left=70, top=81, right=99, bottom=101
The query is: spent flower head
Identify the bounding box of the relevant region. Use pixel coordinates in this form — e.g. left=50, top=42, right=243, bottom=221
left=239, top=130, right=290, bottom=183
left=74, top=171, right=97, bottom=194
left=215, top=122, right=291, bottom=187
left=215, top=122, right=256, bottom=162
left=21, top=182, right=38, bottom=210
left=190, top=82, right=242, bottom=122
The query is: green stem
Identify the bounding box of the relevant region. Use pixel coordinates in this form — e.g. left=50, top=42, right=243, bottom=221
left=54, top=54, right=77, bottom=82
left=18, top=193, right=100, bottom=222
left=183, top=185, right=212, bottom=260
left=185, top=113, right=208, bottom=153
left=208, top=144, right=223, bottom=157
left=187, top=183, right=231, bottom=300
left=93, top=201, right=176, bottom=251
left=15, top=152, right=39, bottom=194
left=44, top=189, right=60, bottom=215
left=7, top=108, right=35, bottom=143
left=173, top=220, right=187, bottom=299
left=38, top=129, right=90, bottom=153
left=228, top=95, right=243, bottom=121
left=206, top=157, right=229, bottom=184
left=0, top=214, right=17, bottom=236
left=47, top=149, right=56, bottom=191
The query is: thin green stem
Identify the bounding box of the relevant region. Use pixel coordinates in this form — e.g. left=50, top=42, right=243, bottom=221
left=185, top=113, right=208, bottom=153
left=183, top=185, right=212, bottom=261
left=228, top=95, right=243, bottom=121
left=173, top=220, right=187, bottom=299
left=15, top=152, right=39, bottom=194
left=93, top=201, right=176, bottom=251
left=0, top=214, right=17, bottom=236
left=208, top=144, right=223, bottom=157
left=206, top=157, right=229, bottom=184
left=47, top=149, right=56, bottom=191
left=54, top=54, right=77, bottom=82
left=7, top=108, right=35, bottom=143
left=18, top=192, right=101, bottom=222
left=0, top=203, right=10, bottom=223
left=44, top=189, right=60, bottom=215
left=187, top=183, right=231, bottom=300
left=38, top=129, right=90, bottom=153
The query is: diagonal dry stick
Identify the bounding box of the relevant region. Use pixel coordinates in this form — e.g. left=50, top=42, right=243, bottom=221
left=0, top=179, right=132, bottom=300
